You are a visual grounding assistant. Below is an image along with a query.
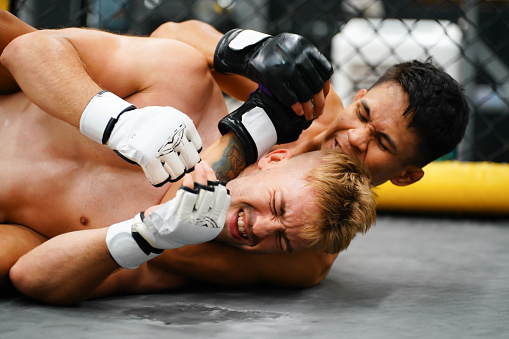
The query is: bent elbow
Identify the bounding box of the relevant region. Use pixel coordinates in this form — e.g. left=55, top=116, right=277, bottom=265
left=1, top=31, right=40, bottom=67
left=9, top=258, right=81, bottom=306
left=9, top=259, right=42, bottom=300
left=1, top=30, right=64, bottom=74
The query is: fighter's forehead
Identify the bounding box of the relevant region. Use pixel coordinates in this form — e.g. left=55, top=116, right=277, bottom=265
left=365, top=81, right=409, bottom=111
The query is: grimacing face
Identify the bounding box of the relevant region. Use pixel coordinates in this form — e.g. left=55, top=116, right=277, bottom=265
left=322, top=82, right=423, bottom=186
left=215, top=150, right=321, bottom=254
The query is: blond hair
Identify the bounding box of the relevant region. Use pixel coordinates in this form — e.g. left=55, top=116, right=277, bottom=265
left=300, top=149, right=376, bottom=254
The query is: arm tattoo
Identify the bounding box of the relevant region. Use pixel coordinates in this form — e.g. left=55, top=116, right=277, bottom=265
left=211, top=136, right=247, bottom=182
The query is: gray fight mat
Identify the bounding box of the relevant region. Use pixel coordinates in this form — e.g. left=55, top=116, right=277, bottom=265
left=1, top=215, right=508, bottom=339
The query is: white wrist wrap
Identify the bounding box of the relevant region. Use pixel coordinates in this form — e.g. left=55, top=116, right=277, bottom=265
left=106, top=216, right=161, bottom=269
left=229, top=30, right=271, bottom=51
left=241, top=107, right=277, bottom=160
left=80, top=91, right=134, bottom=144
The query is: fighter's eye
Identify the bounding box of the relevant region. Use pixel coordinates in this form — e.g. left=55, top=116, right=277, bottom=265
left=276, top=232, right=283, bottom=250
left=377, top=137, right=389, bottom=151
left=357, top=109, right=368, bottom=122
left=276, top=231, right=290, bottom=253
left=270, top=191, right=278, bottom=217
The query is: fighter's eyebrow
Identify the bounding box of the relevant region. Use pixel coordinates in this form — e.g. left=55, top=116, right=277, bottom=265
left=361, top=100, right=399, bottom=153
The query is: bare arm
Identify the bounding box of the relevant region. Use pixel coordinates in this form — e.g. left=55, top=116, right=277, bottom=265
left=0, top=9, right=36, bottom=93
left=154, top=242, right=337, bottom=288
left=0, top=224, right=47, bottom=292
left=10, top=228, right=119, bottom=305
left=1, top=29, right=104, bottom=126
left=10, top=226, right=336, bottom=305
left=150, top=20, right=331, bottom=118
left=0, top=27, right=204, bottom=127
left=150, top=20, right=257, bottom=102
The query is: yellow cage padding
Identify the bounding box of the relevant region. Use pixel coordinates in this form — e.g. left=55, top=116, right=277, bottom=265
left=375, top=161, right=509, bottom=215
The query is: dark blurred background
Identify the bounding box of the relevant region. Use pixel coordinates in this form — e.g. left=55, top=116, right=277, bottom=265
left=4, top=0, right=509, bottom=163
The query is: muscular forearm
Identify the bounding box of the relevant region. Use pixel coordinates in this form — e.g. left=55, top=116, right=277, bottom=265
left=10, top=228, right=119, bottom=305
left=1, top=29, right=101, bottom=127
left=153, top=244, right=337, bottom=288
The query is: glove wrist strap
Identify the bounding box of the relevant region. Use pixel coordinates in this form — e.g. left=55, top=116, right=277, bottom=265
left=227, top=29, right=271, bottom=51
left=240, top=106, right=277, bottom=160
left=218, top=96, right=277, bottom=165
left=80, top=90, right=136, bottom=144
left=214, top=29, right=271, bottom=76
left=106, top=215, right=162, bottom=269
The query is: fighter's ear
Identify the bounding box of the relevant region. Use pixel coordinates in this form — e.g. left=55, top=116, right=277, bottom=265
left=354, top=88, right=368, bottom=101
left=389, top=166, right=424, bottom=186
left=258, top=149, right=292, bottom=169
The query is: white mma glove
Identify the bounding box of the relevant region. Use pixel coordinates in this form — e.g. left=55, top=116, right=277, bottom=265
left=80, top=91, right=202, bottom=187
left=106, top=180, right=231, bottom=269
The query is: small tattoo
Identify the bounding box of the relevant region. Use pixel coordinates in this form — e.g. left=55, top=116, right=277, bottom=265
left=212, top=137, right=246, bottom=182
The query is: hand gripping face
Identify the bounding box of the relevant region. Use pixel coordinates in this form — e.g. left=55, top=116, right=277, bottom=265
left=106, top=180, right=231, bottom=269
left=134, top=180, right=230, bottom=250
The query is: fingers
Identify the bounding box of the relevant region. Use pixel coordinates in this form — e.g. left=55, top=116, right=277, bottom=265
left=291, top=102, right=305, bottom=117
left=312, top=90, right=326, bottom=118
left=299, top=90, right=325, bottom=121
left=190, top=161, right=217, bottom=187
left=302, top=100, right=314, bottom=121
left=182, top=172, right=194, bottom=189
left=201, top=161, right=218, bottom=182
left=323, top=79, right=331, bottom=98
left=289, top=81, right=328, bottom=120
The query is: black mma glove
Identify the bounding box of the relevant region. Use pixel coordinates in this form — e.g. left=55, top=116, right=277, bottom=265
left=214, top=28, right=334, bottom=107
left=218, top=87, right=312, bottom=165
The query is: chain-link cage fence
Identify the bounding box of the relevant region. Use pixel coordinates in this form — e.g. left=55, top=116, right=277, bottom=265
left=3, top=0, right=509, bottom=163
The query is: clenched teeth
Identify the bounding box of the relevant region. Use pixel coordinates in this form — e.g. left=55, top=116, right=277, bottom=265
left=238, top=211, right=247, bottom=238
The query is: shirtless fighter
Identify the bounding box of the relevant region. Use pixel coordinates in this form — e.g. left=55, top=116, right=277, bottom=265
left=1, top=12, right=469, bottom=305
left=0, top=11, right=375, bottom=305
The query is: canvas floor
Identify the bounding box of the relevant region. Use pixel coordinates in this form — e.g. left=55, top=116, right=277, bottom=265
left=1, top=214, right=508, bottom=339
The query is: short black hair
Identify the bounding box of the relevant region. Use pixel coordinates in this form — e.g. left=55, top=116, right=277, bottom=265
left=370, top=58, right=470, bottom=167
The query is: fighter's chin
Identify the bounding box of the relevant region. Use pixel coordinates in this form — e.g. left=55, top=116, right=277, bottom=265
left=214, top=228, right=249, bottom=250
left=212, top=237, right=274, bottom=254
left=231, top=245, right=273, bottom=254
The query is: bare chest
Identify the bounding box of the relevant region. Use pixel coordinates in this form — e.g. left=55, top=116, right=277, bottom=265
left=0, top=95, right=165, bottom=236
